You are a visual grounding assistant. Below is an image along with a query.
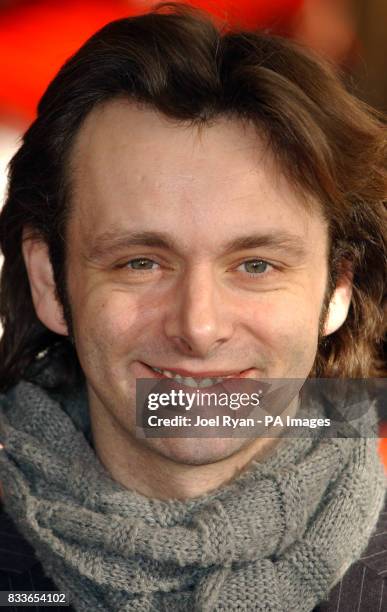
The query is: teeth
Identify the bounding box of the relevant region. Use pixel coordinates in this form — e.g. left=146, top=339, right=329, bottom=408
left=149, top=366, right=226, bottom=388
left=177, top=376, right=197, bottom=387
left=199, top=377, right=212, bottom=388
left=198, top=377, right=223, bottom=388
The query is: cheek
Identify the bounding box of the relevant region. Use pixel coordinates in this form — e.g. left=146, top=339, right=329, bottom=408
left=71, top=287, right=162, bottom=356
left=244, top=295, right=321, bottom=352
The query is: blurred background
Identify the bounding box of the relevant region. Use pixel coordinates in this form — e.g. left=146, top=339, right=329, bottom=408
left=0, top=0, right=385, bottom=456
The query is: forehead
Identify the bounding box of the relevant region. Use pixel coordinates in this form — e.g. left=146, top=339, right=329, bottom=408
left=68, top=100, right=326, bottom=249
left=71, top=100, right=270, bottom=196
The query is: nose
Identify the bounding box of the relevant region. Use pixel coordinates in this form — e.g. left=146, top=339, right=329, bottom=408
left=163, top=265, right=233, bottom=358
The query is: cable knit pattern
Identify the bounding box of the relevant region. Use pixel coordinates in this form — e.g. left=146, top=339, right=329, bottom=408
left=0, top=361, right=385, bottom=612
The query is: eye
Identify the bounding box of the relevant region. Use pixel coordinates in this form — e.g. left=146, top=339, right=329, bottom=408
left=125, top=258, right=159, bottom=271
left=237, top=259, right=272, bottom=276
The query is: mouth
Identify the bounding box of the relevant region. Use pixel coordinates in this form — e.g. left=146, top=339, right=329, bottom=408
left=141, top=363, right=259, bottom=389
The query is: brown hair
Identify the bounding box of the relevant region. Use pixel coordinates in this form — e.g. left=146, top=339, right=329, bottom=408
left=0, top=2, right=385, bottom=390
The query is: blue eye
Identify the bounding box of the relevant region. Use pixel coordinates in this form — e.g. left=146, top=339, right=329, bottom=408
left=127, top=258, right=158, bottom=270
left=238, top=260, right=271, bottom=275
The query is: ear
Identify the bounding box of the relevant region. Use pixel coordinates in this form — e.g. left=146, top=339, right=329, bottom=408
left=22, top=230, right=68, bottom=336
left=323, top=261, right=353, bottom=336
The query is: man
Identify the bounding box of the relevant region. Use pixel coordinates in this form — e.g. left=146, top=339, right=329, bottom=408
left=0, top=4, right=386, bottom=611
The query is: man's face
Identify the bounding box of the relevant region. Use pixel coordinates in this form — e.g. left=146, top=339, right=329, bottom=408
left=64, top=101, right=330, bottom=464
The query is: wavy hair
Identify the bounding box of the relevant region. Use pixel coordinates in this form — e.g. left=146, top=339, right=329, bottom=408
left=0, top=3, right=386, bottom=391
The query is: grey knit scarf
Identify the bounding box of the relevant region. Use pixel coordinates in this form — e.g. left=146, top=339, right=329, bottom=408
left=0, top=361, right=385, bottom=612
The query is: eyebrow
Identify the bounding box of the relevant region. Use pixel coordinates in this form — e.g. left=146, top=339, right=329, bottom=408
left=85, top=230, right=309, bottom=261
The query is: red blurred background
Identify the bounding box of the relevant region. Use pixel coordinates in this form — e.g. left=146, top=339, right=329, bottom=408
left=0, top=0, right=370, bottom=123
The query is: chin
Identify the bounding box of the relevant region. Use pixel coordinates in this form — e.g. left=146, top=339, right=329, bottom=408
left=143, top=436, right=250, bottom=466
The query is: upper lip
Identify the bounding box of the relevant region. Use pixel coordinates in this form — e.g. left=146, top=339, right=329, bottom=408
left=144, top=364, right=250, bottom=377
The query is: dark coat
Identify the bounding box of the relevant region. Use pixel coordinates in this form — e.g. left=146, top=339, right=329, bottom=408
left=1, top=500, right=386, bottom=612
